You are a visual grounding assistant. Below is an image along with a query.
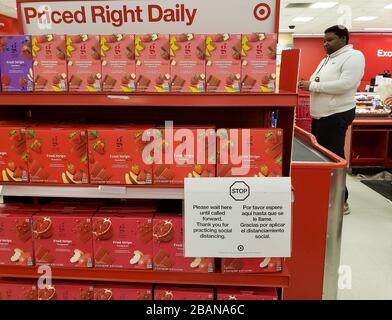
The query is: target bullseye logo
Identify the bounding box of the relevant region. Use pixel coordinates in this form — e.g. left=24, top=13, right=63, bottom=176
left=254, top=3, right=271, bottom=21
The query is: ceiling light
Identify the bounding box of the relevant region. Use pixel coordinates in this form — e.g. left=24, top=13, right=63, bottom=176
left=354, top=16, right=378, bottom=21
left=292, top=17, right=314, bottom=22
left=384, top=4, right=392, bottom=9
left=310, top=2, right=338, bottom=9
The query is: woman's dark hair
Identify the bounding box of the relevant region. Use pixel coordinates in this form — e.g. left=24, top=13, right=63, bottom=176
left=324, top=25, right=350, bottom=44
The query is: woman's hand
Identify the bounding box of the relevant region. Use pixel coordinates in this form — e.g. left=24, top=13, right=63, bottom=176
left=299, top=80, right=311, bottom=91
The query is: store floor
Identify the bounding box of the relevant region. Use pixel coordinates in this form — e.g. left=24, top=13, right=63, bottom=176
left=338, top=174, right=392, bottom=300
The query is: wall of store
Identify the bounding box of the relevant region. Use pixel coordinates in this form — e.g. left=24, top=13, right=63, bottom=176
left=294, top=34, right=392, bottom=91
left=0, top=15, right=18, bottom=35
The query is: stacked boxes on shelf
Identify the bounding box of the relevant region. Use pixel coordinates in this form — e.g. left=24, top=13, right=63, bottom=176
left=0, top=124, right=283, bottom=186
left=0, top=33, right=277, bottom=93
left=0, top=279, right=278, bottom=300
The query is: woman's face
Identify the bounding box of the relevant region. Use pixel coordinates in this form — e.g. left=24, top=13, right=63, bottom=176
left=323, top=32, right=346, bottom=55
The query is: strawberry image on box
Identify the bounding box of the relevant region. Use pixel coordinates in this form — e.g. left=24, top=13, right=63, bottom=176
left=0, top=281, right=38, bottom=300
left=170, top=34, right=206, bottom=93
left=92, top=212, right=153, bottom=269
left=37, top=282, right=94, bottom=300
left=241, top=33, right=277, bottom=93
left=32, top=34, right=67, bottom=92
left=221, top=257, right=283, bottom=274
left=27, top=125, right=89, bottom=184
left=153, top=127, right=216, bottom=185
left=217, top=287, right=278, bottom=300
left=135, top=34, right=171, bottom=93
left=94, top=284, right=152, bottom=300
left=153, top=214, right=214, bottom=273
left=0, top=209, right=37, bottom=267
left=88, top=126, right=153, bottom=185
left=0, top=123, right=29, bottom=183
left=101, top=34, right=136, bottom=93
left=154, top=286, right=214, bottom=300
left=32, top=212, right=94, bottom=268
left=205, top=34, right=242, bottom=93
left=217, top=128, right=283, bottom=178
left=0, top=35, right=33, bottom=92
left=66, top=34, right=102, bottom=92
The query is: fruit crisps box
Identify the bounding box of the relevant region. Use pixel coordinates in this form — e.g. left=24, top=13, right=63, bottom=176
left=217, top=128, right=283, bottom=178
left=0, top=280, right=38, bottom=300
left=0, top=211, right=35, bottom=267
left=92, top=213, right=153, bottom=270
left=205, top=34, right=241, bottom=93
left=101, top=34, right=136, bottom=92
left=241, top=33, right=277, bottom=93
left=0, top=122, right=29, bottom=183
left=217, top=287, right=278, bottom=300
left=153, top=214, right=214, bottom=273
left=66, top=34, right=102, bottom=92
left=94, top=284, right=152, bottom=300
left=27, top=125, right=89, bottom=184
left=153, top=126, right=216, bottom=185
left=170, top=34, right=206, bottom=93
left=37, top=282, right=94, bottom=300
left=32, top=34, right=68, bottom=92
left=135, top=34, right=171, bottom=93
left=221, top=257, right=283, bottom=274
left=154, top=286, right=214, bottom=300
left=88, top=126, right=153, bottom=185
left=32, top=212, right=94, bottom=268
left=0, top=35, right=33, bottom=92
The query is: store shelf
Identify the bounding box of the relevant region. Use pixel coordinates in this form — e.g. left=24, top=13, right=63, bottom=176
left=0, top=92, right=298, bottom=108
left=0, top=185, right=184, bottom=200
left=0, top=265, right=289, bottom=288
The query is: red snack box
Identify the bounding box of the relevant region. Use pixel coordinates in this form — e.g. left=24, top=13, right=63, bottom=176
left=205, top=34, right=241, bottom=93
left=37, top=282, right=94, bottom=300
left=217, top=128, right=283, bottom=178
left=154, top=286, right=214, bottom=300
left=153, top=214, right=214, bottom=273
left=27, top=125, right=89, bottom=184
left=170, top=34, right=206, bottom=93
left=221, top=257, right=283, bottom=274
left=0, top=123, right=29, bottom=183
left=32, top=34, right=67, bottom=92
left=101, top=34, right=136, bottom=92
left=0, top=211, right=35, bottom=266
left=94, top=284, right=152, bottom=300
left=217, top=287, right=278, bottom=300
left=32, top=212, right=94, bottom=268
left=241, top=33, right=277, bottom=93
left=0, top=281, right=38, bottom=300
left=88, top=126, right=153, bottom=185
left=135, top=34, right=171, bottom=93
left=154, top=126, right=216, bottom=185
left=92, top=212, right=153, bottom=269
left=66, top=34, right=102, bottom=92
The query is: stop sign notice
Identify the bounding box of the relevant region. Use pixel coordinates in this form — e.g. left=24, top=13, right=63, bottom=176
left=230, top=181, right=250, bottom=201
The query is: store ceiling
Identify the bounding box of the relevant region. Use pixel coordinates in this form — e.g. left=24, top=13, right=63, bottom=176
left=0, top=0, right=392, bottom=33
left=280, top=0, right=392, bottom=34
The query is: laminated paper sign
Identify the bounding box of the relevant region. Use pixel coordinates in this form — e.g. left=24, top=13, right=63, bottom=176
left=184, top=177, right=292, bottom=258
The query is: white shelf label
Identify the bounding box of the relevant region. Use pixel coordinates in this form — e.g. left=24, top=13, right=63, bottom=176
left=184, top=178, right=292, bottom=258
left=98, top=186, right=127, bottom=195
